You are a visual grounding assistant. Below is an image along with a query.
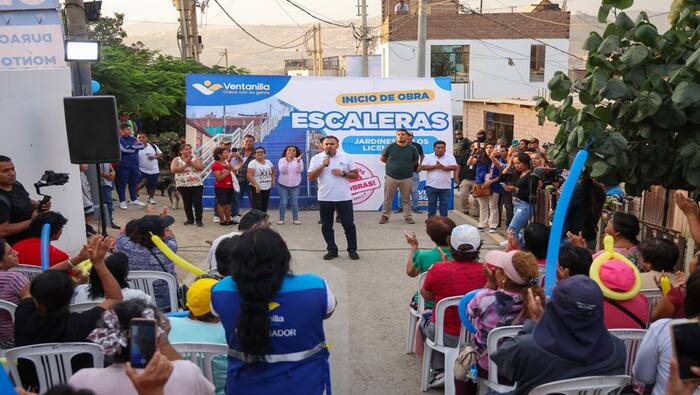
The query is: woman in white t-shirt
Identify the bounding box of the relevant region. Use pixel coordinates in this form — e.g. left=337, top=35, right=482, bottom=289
left=246, top=146, right=275, bottom=212
left=72, top=252, right=151, bottom=304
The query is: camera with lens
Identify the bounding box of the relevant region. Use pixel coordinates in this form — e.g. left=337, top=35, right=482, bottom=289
left=34, top=171, right=70, bottom=211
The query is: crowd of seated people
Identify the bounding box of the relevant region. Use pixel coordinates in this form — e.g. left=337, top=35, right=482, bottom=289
left=404, top=190, right=700, bottom=394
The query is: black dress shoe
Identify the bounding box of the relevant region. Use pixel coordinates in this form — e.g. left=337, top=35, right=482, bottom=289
left=323, top=251, right=339, bottom=260
left=110, top=223, right=121, bottom=230
left=184, top=221, right=194, bottom=226
left=196, top=221, right=204, bottom=227
left=348, top=251, right=360, bottom=260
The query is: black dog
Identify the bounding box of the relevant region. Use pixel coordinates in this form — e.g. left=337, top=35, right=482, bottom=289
left=158, top=177, right=180, bottom=209
left=157, top=177, right=173, bottom=196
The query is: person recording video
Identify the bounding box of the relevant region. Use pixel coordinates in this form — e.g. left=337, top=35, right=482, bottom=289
left=0, top=156, right=52, bottom=245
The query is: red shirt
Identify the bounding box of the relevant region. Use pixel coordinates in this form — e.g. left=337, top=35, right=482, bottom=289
left=423, top=260, right=487, bottom=336
left=212, top=161, right=233, bottom=188
left=603, top=293, right=649, bottom=329
left=13, top=237, right=69, bottom=267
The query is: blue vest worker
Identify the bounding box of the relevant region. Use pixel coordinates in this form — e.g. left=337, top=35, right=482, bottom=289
left=211, top=273, right=336, bottom=395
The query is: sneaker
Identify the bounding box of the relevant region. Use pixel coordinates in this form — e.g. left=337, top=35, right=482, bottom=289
left=196, top=221, right=204, bottom=227
left=348, top=251, right=360, bottom=260
left=412, top=208, right=424, bottom=214
left=489, top=228, right=498, bottom=233
left=477, top=226, right=486, bottom=231
left=213, top=216, right=220, bottom=223
left=379, top=215, right=389, bottom=224
left=405, top=217, right=415, bottom=224
left=499, top=240, right=509, bottom=247
left=130, top=199, right=146, bottom=207
left=148, top=198, right=157, bottom=205
left=119, top=201, right=128, bottom=210
left=231, top=216, right=241, bottom=224
left=277, top=220, right=285, bottom=225
left=293, top=220, right=302, bottom=225
left=110, top=223, right=121, bottom=230
left=323, top=251, right=339, bottom=260
left=429, top=371, right=445, bottom=387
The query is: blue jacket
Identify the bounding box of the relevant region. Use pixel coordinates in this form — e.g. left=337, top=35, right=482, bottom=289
left=117, top=136, right=144, bottom=168
left=211, top=273, right=332, bottom=395
left=475, top=160, right=504, bottom=194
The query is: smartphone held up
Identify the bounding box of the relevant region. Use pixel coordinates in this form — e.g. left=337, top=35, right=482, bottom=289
left=670, top=319, right=700, bottom=381
left=130, top=318, right=157, bottom=369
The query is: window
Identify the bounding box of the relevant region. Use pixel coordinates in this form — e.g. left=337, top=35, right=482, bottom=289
left=484, top=112, right=514, bottom=142
left=430, top=45, right=469, bottom=83
left=530, top=45, right=546, bottom=82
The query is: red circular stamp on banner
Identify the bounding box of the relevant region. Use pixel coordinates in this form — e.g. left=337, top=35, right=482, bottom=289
left=350, top=162, right=381, bottom=205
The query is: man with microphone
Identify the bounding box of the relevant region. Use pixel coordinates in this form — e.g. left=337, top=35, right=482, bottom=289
left=308, top=136, right=360, bottom=260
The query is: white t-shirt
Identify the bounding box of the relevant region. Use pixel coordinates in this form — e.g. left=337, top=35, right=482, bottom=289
left=308, top=151, right=355, bottom=202
left=421, top=152, right=457, bottom=189
left=138, top=143, right=162, bottom=175
left=72, top=284, right=152, bottom=304
left=207, top=230, right=242, bottom=270
left=69, top=360, right=215, bottom=395
left=248, top=159, right=274, bottom=190
left=394, top=2, right=409, bottom=13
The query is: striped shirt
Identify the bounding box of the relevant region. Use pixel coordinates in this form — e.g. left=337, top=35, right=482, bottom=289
left=0, top=271, right=29, bottom=343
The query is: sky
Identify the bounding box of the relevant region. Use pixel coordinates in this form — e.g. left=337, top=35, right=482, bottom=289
left=100, top=0, right=671, bottom=27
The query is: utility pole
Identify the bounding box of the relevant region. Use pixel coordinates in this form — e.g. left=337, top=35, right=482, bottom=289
left=358, top=0, right=369, bottom=77
left=64, top=0, right=106, bottom=236
left=310, top=24, right=323, bottom=76
left=416, top=0, right=427, bottom=77
left=175, top=0, right=201, bottom=61
left=221, top=48, right=229, bottom=71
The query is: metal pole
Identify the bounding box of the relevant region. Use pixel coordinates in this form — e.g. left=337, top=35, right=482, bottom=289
left=360, top=0, right=369, bottom=77
left=65, top=0, right=104, bottom=234
left=224, top=49, right=229, bottom=70
left=94, top=164, right=107, bottom=236
left=178, top=0, right=189, bottom=59
left=189, top=0, right=201, bottom=61
left=416, top=0, right=427, bottom=77
left=318, top=24, right=324, bottom=76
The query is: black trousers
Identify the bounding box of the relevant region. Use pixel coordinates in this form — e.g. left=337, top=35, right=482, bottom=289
left=499, top=191, right=514, bottom=227
left=319, top=200, right=357, bottom=253
left=178, top=185, right=203, bottom=222
left=250, top=188, right=271, bottom=212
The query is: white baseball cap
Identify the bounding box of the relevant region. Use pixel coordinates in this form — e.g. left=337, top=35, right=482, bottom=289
left=450, top=224, right=481, bottom=250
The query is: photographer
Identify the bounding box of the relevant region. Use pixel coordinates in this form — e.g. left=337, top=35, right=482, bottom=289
left=0, top=156, right=50, bottom=245
left=468, top=143, right=504, bottom=232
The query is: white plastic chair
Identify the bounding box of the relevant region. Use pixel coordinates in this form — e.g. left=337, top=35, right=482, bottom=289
left=172, top=342, right=227, bottom=384
left=128, top=270, right=179, bottom=312
left=5, top=342, right=104, bottom=394
left=406, top=271, right=428, bottom=354
left=0, top=300, right=17, bottom=323
left=479, top=325, right=523, bottom=394
left=537, top=265, right=546, bottom=286
left=68, top=301, right=102, bottom=313
left=528, top=375, right=631, bottom=395
left=640, top=289, right=661, bottom=321
left=609, top=329, right=646, bottom=377
left=8, top=264, right=42, bottom=281
left=420, top=295, right=466, bottom=395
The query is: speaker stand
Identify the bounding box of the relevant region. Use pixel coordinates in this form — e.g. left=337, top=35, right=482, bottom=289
left=94, top=163, right=108, bottom=237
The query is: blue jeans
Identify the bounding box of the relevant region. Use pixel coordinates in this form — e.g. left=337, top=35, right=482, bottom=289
left=232, top=179, right=248, bottom=216
left=278, top=184, right=300, bottom=220
left=508, top=199, right=532, bottom=246
left=102, top=185, right=114, bottom=223
left=411, top=171, right=420, bottom=210
left=426, top=186, right=450, bottom=218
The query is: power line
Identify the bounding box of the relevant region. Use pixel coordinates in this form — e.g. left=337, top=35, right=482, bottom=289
left=451, top=0, right=585, bottom=61
left=274, top=0, right=306, bottom=31
left=283, top=0, right=353, bottom=28
left=212, top=0, right=311, bottom=49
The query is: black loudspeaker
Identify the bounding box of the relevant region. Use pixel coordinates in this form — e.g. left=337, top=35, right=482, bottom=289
left=63, top=96, right=121, bottom=164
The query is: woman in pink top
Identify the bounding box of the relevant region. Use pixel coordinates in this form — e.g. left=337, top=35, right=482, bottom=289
left=0, top=237, right=29, bottom=348
left=591, top=259, right=649, bottom=329
left=276, top=145, right=304, bottom=225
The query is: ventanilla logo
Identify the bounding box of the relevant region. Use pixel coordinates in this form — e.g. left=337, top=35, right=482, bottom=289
left=191, top=80, right=223, bottom=96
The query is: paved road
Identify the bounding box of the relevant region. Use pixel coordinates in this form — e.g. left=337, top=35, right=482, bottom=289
left=111, top=196, right=504, bottom=395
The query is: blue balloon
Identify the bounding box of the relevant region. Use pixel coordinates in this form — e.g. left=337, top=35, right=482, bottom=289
left=91, top=80, right=101, bottom=93
left=458, top=288, right=483, bottom=333
left=544, top=148, right=590, bottom=297
left=40, top=223, right=51, bottom=271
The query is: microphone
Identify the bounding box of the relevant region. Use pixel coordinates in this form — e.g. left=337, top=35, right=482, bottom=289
left=325, top=149, right=332, bottom=157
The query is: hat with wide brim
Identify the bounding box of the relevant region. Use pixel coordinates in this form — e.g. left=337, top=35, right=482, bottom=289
left=137, top=215, right=175, bottom=236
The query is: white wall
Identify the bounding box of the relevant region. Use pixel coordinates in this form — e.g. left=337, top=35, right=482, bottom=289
left=382, top=38, right=569, bottom=99
left=342, top=55, right=382, bottom=78
left=0, top=68, right=86, bottom=254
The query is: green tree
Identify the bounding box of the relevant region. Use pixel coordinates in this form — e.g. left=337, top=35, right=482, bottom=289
left=88, top=14, right=247, bottom=135
left=535, top=0, right=700, bottom=195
